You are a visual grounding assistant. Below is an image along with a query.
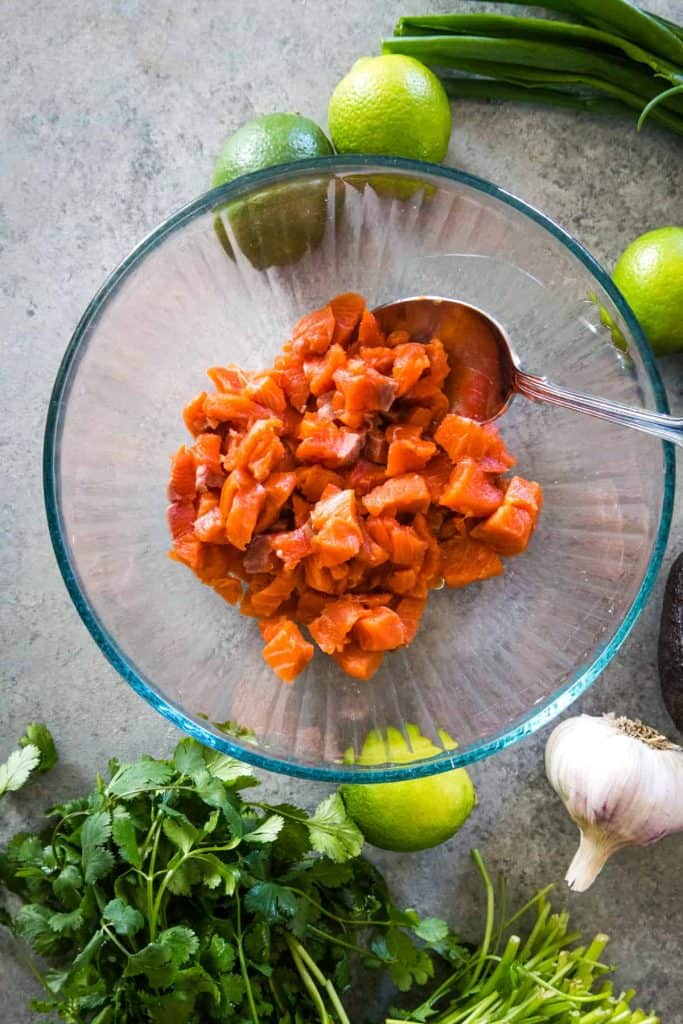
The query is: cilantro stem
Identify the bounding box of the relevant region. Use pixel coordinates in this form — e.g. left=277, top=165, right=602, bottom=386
left=293, top=939, right=352, bottom=1024
left=288, top=887, right=392, bottom=929
left=146, top=815, right=163, bottom=940
left=305, top=923, right=372, bottom=955
left=101, top=923, right=132, bottom=958
left=467, top=850, right=495, bottom=989
left=286, top=936, right=331, bottom=1023
left=236, top=889, right=260, bottom=1024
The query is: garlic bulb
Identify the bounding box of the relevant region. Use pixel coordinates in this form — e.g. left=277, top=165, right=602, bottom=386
left=545, top=713, right=683, bottom=892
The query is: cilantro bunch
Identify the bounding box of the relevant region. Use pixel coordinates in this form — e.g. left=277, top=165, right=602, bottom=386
left=0, top=735, right=453, bottom=1024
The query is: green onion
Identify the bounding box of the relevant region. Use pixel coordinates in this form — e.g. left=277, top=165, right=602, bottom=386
left=382, top=0, right=683, bottom=138
left=449, top=0, right=683, bottom=64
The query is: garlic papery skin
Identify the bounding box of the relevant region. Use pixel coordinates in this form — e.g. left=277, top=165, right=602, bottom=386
left=545, top=713, right=683, bottom=892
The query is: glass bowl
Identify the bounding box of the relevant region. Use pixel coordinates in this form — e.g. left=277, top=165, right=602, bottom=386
left=44, top=156, right=674, bottom=781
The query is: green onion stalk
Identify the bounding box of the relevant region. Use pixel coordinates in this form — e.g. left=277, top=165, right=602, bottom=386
left=383, top=0, right=683, bottom=137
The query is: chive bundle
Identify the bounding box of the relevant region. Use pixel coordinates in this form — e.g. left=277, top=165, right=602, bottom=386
left=382, top=0, right=683, bottom=137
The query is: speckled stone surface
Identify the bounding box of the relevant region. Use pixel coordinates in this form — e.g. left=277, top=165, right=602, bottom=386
left=2, top=1, right=682, bottom=1019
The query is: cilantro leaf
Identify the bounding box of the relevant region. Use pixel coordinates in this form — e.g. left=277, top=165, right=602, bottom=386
left=83, top=847, right=115, bottom=884
left=0, top=745, right=40, bottom=799
left=19, top=723, right=58, bottom=775
left=173, top=739, right=209, bottom=783
left=15, top=904, right=63, bottom=955
left=107, top=758, right=174, bottom=798
left=244, top=881, right=300, bottom=922
left=307, top=793, right=364, bottom=862
left=111, top=810, right=142, bottom=868
left=103, top=898, right=144, bottom=937
left=243, top=814, right=284, bottom=845
left=203, top=748, right=255, bottom=786
left=195, top=853, right=238, bottom=893
left=219, top=972, right=245, bottom=1006
left=158, top=926, right=199, bottom=967
left=206, top=935, right=236, bottom=974
left=124, top=942, right=177, bottom=988
left=49, top=907, right=84, bottom=933
left=372, top=928, right=436, bottom=991
left=52, top=864, right=82, bottom=907
left=81, top=810, right=112, bottom=851
left=162, top=817, right=198, bottom=854
left=413, top=916, right=449, bottom=943
left=80, top=811, right=114, bottom=884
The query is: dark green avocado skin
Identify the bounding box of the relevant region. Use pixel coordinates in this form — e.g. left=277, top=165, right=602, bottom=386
left=659, top=552, right=683, bottom=734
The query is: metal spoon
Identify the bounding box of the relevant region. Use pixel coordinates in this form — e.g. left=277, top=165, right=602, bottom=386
left=374, top=296, right=682, bottom=447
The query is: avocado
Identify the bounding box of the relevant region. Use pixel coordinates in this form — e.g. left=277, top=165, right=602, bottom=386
left=659, top=552, right=683, bottom=733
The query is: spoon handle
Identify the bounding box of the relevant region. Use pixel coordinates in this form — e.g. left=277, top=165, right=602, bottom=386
left=516, top=371, right=683, bottom=448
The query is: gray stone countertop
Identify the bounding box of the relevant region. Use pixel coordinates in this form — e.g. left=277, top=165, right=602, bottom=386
left=2, top=1, right=682, bottom=1020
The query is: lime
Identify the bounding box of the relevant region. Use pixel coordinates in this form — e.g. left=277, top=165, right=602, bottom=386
left=612, top=226, right=683, bottom=356
left=211, top=113, right=334, bottom=271
left=328, top=55, right=451, bottom=162
left=212, top=113, right=333, bottom=187
left=340, top=724, right=476, bottom=852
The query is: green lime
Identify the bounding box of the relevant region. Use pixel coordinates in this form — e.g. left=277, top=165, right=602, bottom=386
left=328, top=55, right=452, bottom=162
left=340, top=725, right=476, bottom=852
left=612, top=226, right=683, bottom=356
left=211, top=113, right=334, bottom=271
left=212, top=113, right=333, bottom=187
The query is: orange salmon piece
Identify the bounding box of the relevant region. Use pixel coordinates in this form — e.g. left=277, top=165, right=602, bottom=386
left=225, top=418, right=285, bottom=482
left=246, top=373, right=287, bottom=412
left=333, top=363, right=398, bottom=413
left=358, top=346, right=395, bottom=374
left=421, top=452, right=452, bottom=502
left=440, top=458, right=504, bottom=518
left=296, top=588, right=329, bottom=624
left=249, top=572, right=299, bottom=617
left=207, top=365, right=249, bottom=392
left=311, top=488, right=363, bottom=567
left=330, top=292, right=366, bottom=346
left=168, top=446, right=197, bottom=502
left=167, top=501, right=204, bottom=570
left=441, top=536, right=504, bottom=587
left=387, top=567, right=420, bottom=595
left=262, top=619, right=314, bottom=682
left=194, top=433, right=224, bottom=491
left=504, top=476, right=543, bottom=515
left=296, top=465, right=344, bottom=502
left=297, top=424, right=362, bottom=469
left=353, top=606, right=406, bottom=652
left=291, top=304, right=336, bottom=355
left=194, top=506, right=226, bottom=543
left=271, top=524, right=314, bottom=570
left=362, top=473, right=430, bottom=517
left=386, top=435, right=436, bottom=476
left=309, top=597, right=366, bottom=654
left=183, top=392, right=209, bottom=436
left=255, top=471, right=297, bottom=532
left=304, top=343, right=347, bottom=396
left=357, top=308, right=385, bottom=347
left=345, top=459, right=386, bottom=497
left=204, top=392, right=270, bottom=425
left=392, top=343, right=430, bottom=398
left=332, top=644, right=383, bottom=681
left=223, top=474, right=266, bottom=550
left=395, top=596, right=427, bottom=644
left=470, top=504, right=534, bottom=556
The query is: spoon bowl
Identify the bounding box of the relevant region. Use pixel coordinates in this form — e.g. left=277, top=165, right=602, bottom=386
left=375, top=296, right=683, bottom=446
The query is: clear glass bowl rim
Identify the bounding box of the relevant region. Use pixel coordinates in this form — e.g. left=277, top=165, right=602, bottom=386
left=43, top=155, right=675, bottom=782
